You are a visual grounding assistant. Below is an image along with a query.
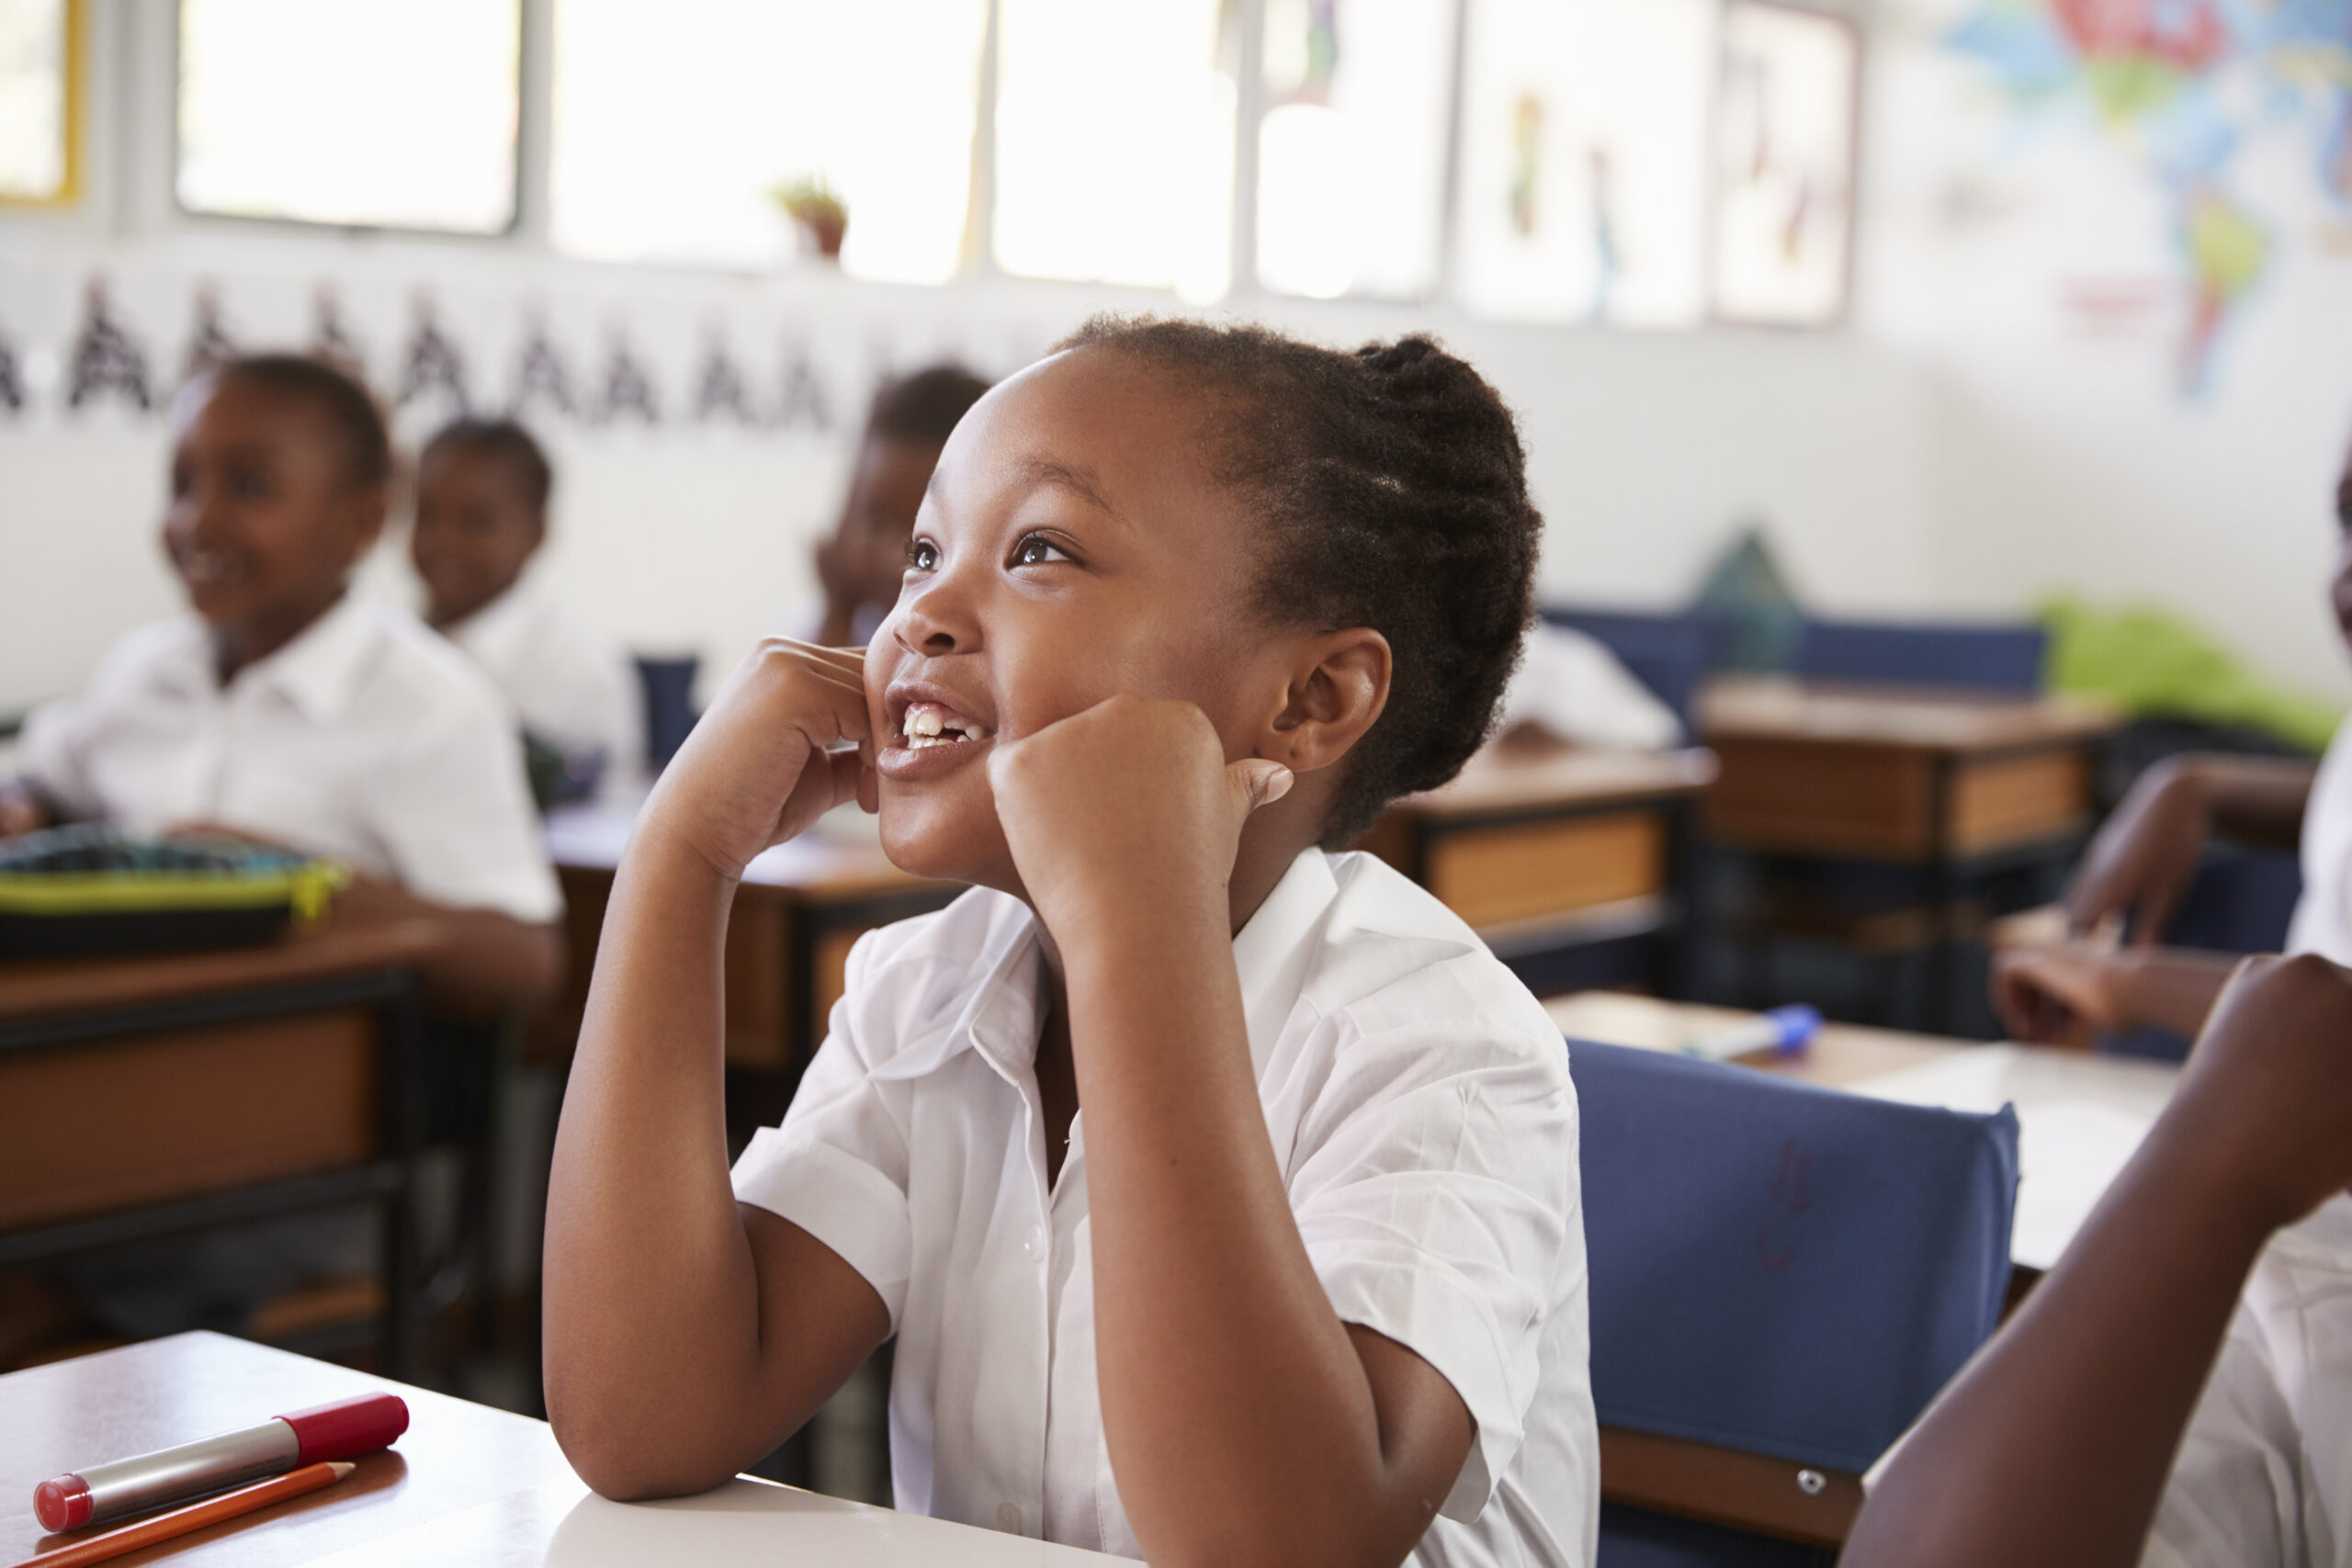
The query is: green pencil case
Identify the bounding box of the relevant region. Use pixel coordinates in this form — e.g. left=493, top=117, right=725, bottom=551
left=0, top=826, right=350, bottom=958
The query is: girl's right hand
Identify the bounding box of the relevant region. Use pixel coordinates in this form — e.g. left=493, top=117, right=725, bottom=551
left=634, top=638, right=876, bottom=881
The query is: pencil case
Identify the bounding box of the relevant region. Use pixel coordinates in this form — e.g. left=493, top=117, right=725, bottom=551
left=0, top=826, right=350, bottom=958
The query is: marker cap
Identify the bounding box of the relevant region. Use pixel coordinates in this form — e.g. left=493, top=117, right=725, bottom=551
left=275, top=1393, right=409, bottom=1467
left=33, top=1473, right=91, bottom=1533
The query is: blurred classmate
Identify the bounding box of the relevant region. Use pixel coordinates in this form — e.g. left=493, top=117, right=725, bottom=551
left=413, top=417, right=644, bottom=797
left=1495, top=622, right=1680, bottom=751
left=0, top=355, right=560, bottom=1015
left=1995, top=439, right=2352, bottom=1044
left=791, top=365, right=992, bottom=647
left=1845, top=950, right=2352, bottom=1568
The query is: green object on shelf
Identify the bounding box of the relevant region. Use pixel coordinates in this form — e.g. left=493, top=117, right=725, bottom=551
left=2038, top=595, right=2346, bottom=754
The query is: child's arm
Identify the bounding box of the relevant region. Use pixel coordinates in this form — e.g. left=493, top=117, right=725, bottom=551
left=2066, top=754, right=2319, bottom=942
left=0, top=779, right=54, bottom=838
left=542, top=641, right=889, bottom=1499
left=992, top=696, right=1477, bottom=1568
left=326, top=874, right=562, bottom=1018
left=1992, top=942, right=2242, bottom=1043
left=1845, top=952, right=2352, bottom=1568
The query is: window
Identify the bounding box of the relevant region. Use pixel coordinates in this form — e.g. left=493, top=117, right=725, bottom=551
left=176, top=0, right=518, bottom=232
left=0, top=0, right=76, bottom=205
left=549, top=0, right=988, bottom=284
left=1254, top=0, right=1455, bottom=300
left=1712, top=0, right=1858, bottom=327
left=1453, top=0, right=1717, bottom=328
left=992, top=0, right=1234, bottom=300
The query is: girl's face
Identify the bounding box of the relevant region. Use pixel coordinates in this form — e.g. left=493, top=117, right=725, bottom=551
left=164, top=378, right=381, bottom=665
left=864, top=348, right=1295, bottom=892
left=413, top=446, right=545, bottom=627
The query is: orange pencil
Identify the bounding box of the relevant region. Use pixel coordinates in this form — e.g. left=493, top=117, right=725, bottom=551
left=8, top=1460, right=354, bottom=1568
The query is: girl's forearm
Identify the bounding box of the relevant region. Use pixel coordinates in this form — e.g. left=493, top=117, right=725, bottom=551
left=541, top=829, right=766, bottom=1494
left=1843, top=1128, right=2277, bottom=1568
left=1065, top=905, right=1442, bottom=1568
left=2111, top=948, right=2241, bottom=1038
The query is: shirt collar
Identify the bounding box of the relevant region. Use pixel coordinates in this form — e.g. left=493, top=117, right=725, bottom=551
left=235, top=592, right=382, bottom=722
left=441, top=574, right=541, bottom=667
left=864, top=849, right=1340, bottom=1089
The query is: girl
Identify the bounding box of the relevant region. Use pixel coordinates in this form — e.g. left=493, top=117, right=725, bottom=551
left=543, top=320, right=1595, bottom=1568
left=3, top=355, right=560, bottom=1013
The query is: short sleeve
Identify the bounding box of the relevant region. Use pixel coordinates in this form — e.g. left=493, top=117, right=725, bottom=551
left=1286, top=996, right=1575, bottom=1522
left=731, top=935, right=915, bottom=1326
left=373, top=703, right=562, bottom=922
left=14, top=694, right=99, bottom=818
left=2140, top=1302, right=2303, bottom=1568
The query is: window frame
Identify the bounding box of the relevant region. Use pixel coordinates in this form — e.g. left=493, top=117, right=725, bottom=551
left=0, top=0, right=87, bottom=210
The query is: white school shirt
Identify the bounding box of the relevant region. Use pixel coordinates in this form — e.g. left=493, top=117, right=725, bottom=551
left=439, top=573, right=643, bottom=779
left=732, top=848, right=1598, bottom=1566
left=17, top=595, right=561, bottom=923
left=1497, top=624, right=1681, bottom=752
left=2143, top=1196, right=2352, bottom=1568
left=2287, top=720, right=2352, bottom=965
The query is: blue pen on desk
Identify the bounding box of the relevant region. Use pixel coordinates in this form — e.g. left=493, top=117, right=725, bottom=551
left=1679, top=1005, right=1820, bottom=1064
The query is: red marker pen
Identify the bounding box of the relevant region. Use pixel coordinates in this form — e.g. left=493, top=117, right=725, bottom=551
left=33, top=1393, right=407, bottom=1533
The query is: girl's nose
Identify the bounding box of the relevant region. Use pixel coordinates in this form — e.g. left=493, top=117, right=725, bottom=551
left=893, top=570, right=980, bottom=658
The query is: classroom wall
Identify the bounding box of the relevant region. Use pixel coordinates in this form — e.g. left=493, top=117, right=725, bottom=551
left=1856, top=0, right=2352, bottom=707
left=0, top=230, right=1939, bottom=715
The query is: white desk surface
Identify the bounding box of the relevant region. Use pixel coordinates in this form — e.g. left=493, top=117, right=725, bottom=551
left=1547, top=992, right=2182, bottom=1271
left=0, top=1333, right=1121, bottom=1566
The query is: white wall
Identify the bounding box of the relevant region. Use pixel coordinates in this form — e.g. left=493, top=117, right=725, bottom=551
left=0, top=230, right=1939, bottom=715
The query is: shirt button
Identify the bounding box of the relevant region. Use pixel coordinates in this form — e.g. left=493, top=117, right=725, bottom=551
left=1021, top=1226, right=1041, bottom=1258
left=997, top=1501, right=1023, bottom=1534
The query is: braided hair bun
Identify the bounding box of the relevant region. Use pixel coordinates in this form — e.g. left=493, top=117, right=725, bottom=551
left=1056, top=315, right=1541, bottom=846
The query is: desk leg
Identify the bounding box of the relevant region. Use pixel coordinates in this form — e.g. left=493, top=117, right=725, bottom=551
left=1924, top=756, right=1958, bottom=1035
left=1650, top=798, right=1698, bottom=1001
left=376, top=979, right=423, bottom=1383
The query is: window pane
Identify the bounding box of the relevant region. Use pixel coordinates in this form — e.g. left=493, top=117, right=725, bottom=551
left=1453, top=0, right=1715, bottom=327
left=176, top=0, right=518, bottom=232
left=0, top=0, right=69, bottom=203
left=993, top=0, right=1235, bottom=300
left=1712, top=0, right=1857, bottom=326
left=550, top=0, right=987, bottom=284
left=1256, top=0, right=1453, bottom=300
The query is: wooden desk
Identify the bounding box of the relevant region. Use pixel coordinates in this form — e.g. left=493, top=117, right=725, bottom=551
left=1545, top=990, right=2181, bottom=1271
left=1700, top=677, right=2118, bottom=864
left=540, top=801, right=958, bottom=1078
left=0, top=1332, right=1119, bottom=1565
left=1361, top=743, right=1717, bottom=994
left=0, top=910, right=443, bottom=1373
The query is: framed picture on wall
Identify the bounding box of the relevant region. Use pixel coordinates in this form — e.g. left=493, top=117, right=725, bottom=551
left=1710, top=0, right=1860, bottom=328
left=0, top=0, right=83, bottom=208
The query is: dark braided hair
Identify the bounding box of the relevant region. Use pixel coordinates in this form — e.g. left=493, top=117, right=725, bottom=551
left=210, top=354, right=393, bottom=493
left=421, top=416, right=555, bottom=513
left=1056, top=316, right=1541, bottom=847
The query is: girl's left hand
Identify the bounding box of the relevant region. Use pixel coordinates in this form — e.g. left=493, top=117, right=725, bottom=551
left=988, top=694, right=1291, bottom=938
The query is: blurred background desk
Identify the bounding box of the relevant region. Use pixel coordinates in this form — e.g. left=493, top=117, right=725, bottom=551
left=1362, top=742, right=1718, bottom=999
left=1699, top=679, right=2122, bottom=1031
left=0, top=1332, right=1120, bottom=1566
left=0, top=910, right=443, bottom=1376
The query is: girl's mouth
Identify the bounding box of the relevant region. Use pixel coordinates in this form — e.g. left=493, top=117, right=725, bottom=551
left=896, top=700, right=990, bottom=750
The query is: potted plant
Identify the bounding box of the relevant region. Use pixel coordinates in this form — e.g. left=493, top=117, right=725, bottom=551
left=771, top=176, right=848, bottom=260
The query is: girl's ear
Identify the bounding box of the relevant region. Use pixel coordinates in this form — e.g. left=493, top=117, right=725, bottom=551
left=1263, top=627, right=1391, bottom=773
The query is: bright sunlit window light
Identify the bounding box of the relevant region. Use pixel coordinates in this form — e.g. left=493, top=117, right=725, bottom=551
left=0, top=0, right=71, bottom=204
left=1255, top=0, right=1453, bottom=301
left=176, top=0, right=518, bottom=232
left=992, top=0, right=1234, bottom=301
left=1712, top=0, right=1858, bottom=327
left=550, top=0, right=986, bottom=283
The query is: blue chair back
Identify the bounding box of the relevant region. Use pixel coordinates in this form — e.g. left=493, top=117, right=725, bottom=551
left=1541, top=608, right=1725, bottom=736
left=634, top=654, right=700, bottom=771
left=1574, top=1038, right=2018, bottom=1475
left=1794, top=619, right=2047, bottom=694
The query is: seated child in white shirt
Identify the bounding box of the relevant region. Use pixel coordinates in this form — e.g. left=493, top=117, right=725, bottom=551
left=1844, top=949, right=2352, bottom=1568
left=791, top=365, right=993, bottom=648
left=544, top=320, right=1598, bottom=1567
left=412, top=417, right=644, bottom=798
left=0, top=355, right=561, bottom=1015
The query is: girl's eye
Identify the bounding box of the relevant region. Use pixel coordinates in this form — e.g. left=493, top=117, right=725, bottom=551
left=229, top=468, right=271, bottom=501
left=906, top=538, right=941, bottom=572
left=1012, top=533, right=1072, bottom=567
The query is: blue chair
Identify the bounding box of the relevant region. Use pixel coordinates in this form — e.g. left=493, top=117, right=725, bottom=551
left=1793, top=619, right=2048, bottom=695
left=1541, top=607, right=1728, bottom=737
left=1573, top=1038, right=2019, bottom=1563
left=633, top=654, right=700, bottom=771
